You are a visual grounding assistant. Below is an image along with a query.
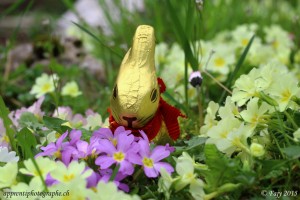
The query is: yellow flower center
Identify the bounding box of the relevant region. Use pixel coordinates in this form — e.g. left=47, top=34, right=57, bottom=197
left=281, top=90, right=291, bottom=102
left=241, top=38, right=249, bottom=46
left=214, top=57, right=225, bottom=67
left=41, top=83, right=52, bottom=92
left=54, top=150, right=62, bottom=159
left=55, top=133, right=61, bottom=139
left=110, top=138, right=117, bottom=147
left=232, top=137, right=241, bottom=146
left=63, top=174, right=75, bottom=182
left=272, top=40, right=279, bottom=49
left=142, top=157, right=154, bottom=168
left=220, top=131, right=228, bottom=138
left=3, top=135, right=10, bottom=143
left=113, top=152, right=125, bottom=162
left=251, top=114, right=258, bottom=124
left=33, top=169, right=44, bottom=176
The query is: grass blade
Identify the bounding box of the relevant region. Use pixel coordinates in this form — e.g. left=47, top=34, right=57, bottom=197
left=218, top=35, right=255, bottom=103
left=72, top=22, right=123, bottom=59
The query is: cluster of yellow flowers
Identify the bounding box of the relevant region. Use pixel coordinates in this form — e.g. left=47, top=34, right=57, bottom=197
left=200, top=61, right=300, bottom=157
left=30, top=73, right=82, bottom=99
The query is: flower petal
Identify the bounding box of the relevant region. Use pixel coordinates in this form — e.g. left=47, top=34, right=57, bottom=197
left=144, top=166, right=158, bottom=178
left=97, top=140, right=116, bottom=154
left=95, top=156, right=115, bottom=169
left=119, top=160, right=134, bottom=175
left=154, top=162, right=174, bottom=175
left=117, top=134, right=134, bottom=152
left=150, top=146, right=170, bottom=162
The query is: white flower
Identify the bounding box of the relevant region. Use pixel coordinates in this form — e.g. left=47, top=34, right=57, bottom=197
left=61, top=81, right=82, bottom=97
left=0, top=147, right=19, bottom=163
left=30, top=73, right=59, bottom=98
left=19, top=157, right=56, bottom=184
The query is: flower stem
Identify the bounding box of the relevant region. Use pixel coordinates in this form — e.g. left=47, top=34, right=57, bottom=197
left=109, top=164, right=120, bottom=182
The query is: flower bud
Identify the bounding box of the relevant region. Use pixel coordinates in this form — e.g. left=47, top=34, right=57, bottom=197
left=189, top=71, right=203, bottom=87
left=250, top=143, right=265, bottom=157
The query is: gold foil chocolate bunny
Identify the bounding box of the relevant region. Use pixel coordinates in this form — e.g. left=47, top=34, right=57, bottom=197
left=109, top=25, right=185, bottom=144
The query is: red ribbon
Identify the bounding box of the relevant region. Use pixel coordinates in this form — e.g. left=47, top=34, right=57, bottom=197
left=109, top=78, right=186, bottom=141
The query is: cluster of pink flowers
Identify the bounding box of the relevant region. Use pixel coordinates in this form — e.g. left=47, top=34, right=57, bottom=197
left=36, top=126, right=174, bottom=191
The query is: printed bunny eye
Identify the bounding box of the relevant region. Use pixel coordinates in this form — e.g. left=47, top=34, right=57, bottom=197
left=113, top=85, right=118, bottom=99
left=150, top=88, right=158, bottom=102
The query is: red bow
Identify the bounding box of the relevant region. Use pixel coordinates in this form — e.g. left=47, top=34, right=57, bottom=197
left=109, top=78, right=186, bottom=141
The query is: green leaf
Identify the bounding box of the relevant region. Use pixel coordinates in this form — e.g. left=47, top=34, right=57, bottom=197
left=0, top=96, right=17, bottom=151
left=16, top=127, right=37, bottom=160
left=282, top=146, right=300, bottom=159
left=164, top=0, right=199, bottom=71
left=202, top=144, right=241, bottom=191
left=19, top=112, right=44, bottom=131
left=43, top=116, right=70, bottom=133
left=72, top=22, right=123, bottom=59
left=259, top=160, right=288, bottom=179
left=184, top=136, right=207, bottom=149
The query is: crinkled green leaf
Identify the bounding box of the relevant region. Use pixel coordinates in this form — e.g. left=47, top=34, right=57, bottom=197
left=19, top=112, right=44, bottom=131
left=282, top=146, right=300, bottom=159
left=16, top=127, right=37, bottom=160
left=43, top=116, right=71, bottom=133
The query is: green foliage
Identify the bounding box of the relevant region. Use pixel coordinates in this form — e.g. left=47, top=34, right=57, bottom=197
left=0, top=96, right=17, bottom=151
left=42, top=116, right=70, bottom=134
left=16, top=127, right=37, bottom=160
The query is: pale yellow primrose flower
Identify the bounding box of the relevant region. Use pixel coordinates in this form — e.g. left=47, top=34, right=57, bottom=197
left=90, top=181, right=141, bottom=200
left=30, top=73, right=59, bottom=98
left=206, top=117, right=241, bottom=143
left=158, top=168, right=175, bottom=199
left=50, top=161, right=92, bottom=183
left=200, top=101, right=219, bottom=136
left=293, top=128, right=300, bottom=142
left=264, top=25, right=294, bottom=65
left=231, top=68, right=261, bottom=106
left=240, top=98, right=271, bottom=129
left=218, top=96, right=240, bottom=120
left=19, top=157, right=56, bottom=183
left=61, top=81, right=82, bottom=97
left=231, top=24, right=258, bottom=48
left=10, top=178, right=44, bottom=200
left=205, top=43, right=235, bottom=75
left=250, top=143, right=265, bottom=157
left=219, top=123, right=253, bottom=155
left=174, top=153, right=205, bottom=198
left=83, top=113, right=109, bottom=130
left=49, top=177, right=93, bottom=200
left=0, top=162, right=18, bottom=188
left=266, top=73, right=300, bottom=112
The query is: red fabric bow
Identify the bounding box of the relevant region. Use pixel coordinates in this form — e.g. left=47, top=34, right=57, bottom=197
left=109, top=78, right=186, bottom=141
